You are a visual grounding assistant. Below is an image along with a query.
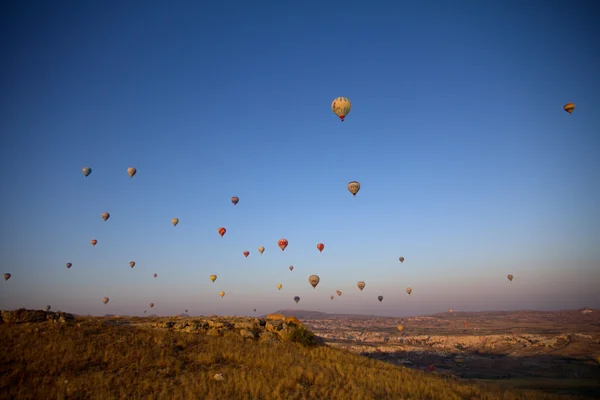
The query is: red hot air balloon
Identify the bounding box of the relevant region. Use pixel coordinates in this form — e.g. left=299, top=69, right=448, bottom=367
left=243, top=250, right=249, bottom=258
left=317, top=243, right=324, bottom=252
left=218, top=227, right=226, bottom=237
left=278, top=238, right=288, bottom=251
left=153, top=273, right=157, bottom=278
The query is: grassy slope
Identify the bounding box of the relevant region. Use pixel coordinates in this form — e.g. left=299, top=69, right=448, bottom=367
left=0, top=317, right=578, bottom=400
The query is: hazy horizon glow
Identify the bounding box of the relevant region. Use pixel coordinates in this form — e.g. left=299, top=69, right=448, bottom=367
left=1, top=1, right=599, bottom=317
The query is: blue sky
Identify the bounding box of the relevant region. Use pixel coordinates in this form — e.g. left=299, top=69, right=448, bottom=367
left=1, top=0, right=599, bottom=317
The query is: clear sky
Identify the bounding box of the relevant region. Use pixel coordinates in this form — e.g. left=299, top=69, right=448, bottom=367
left=1, top=0, right=599, bottom=317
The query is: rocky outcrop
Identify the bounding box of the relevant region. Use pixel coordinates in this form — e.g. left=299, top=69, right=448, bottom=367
left=1, top=309, right=75, bottom=324
left=143, top=314, right=318, bottom=344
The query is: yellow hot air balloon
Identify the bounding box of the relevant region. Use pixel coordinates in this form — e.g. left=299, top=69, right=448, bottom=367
left=172, top=218, right=179, bottom=226
left=210, top=275, right=217, bottom=283
left=331, top=97, right=352, bottom=122
left=276, top=283, right=282, bottom=290
left=127, top=167, right=137, bottom=178
left=219, top=291, right=225, bottom=298
left=406, top=287, right=412, bottom=295
left=397, top=325, right=403, bottom=332
left=357, top=281, right=366, bottom=291
left=308, top=275, right=320, bottom=289
left=258, top=246, right=265, bottom=254
left=563, top=103, right=575, bottom=114
left=348, top=181, right=360, bottom=196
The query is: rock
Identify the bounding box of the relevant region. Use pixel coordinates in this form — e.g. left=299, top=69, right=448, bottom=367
left=213, top=373, right=225, bottom=381
left=259, top=331, right=280, bottom=344
left=206, top=328, right=221, bottom=336
left=2, top=309, right=47, bottom=324
left=240, top=329, right=256, bottom=339
left=266, top=320, right=284, bottom=332
left=234, top=321, right=257, bottom=330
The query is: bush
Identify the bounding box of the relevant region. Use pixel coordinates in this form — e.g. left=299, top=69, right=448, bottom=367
left=288, top=326, right=319, bottom=347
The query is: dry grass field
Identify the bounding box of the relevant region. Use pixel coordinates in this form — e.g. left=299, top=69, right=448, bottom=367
left=0, top=309, right=588, bottom=400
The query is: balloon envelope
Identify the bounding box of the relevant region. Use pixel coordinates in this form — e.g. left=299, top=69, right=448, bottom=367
left=317, top=243, right=324, bottom=252
left=308, top=275, right=320, bottom=289
left=348, top=181, right=360, bottom=196
left=278, top=239, right=288, bottom=251
left=231, top=196, right=239, bottom=205
left=331, top=97, right=352, bottom=122
left=294, top=296, right=300, bottom=303
left=563, top=103, right=575, bottom=114
left=82, top=166, right=92, bottom=177
left=127, top=167, right=137, bottom=178
left=210, top=274, right=217, bottom=282
left=357, top=281, right=366, bottom=291
left=3, top=273, right=11, bottom=281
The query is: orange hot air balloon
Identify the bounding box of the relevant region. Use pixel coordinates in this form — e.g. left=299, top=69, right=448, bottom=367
left=153, top=273, right=157, bottom=278
left=336, top=290, right=342, bottom=296
left=278, top=238, right=288, bottom=251
left=317, top=243, right=324, bottom=252
left=91, top=239, right=98, bottom=247
left=231, top=196, right=239, bottom=206
left=243, top=250, right=250, bottom=258
left=127, top=167, right=137, bottom=178
left=563, top=103, right=575, bottom=114
left=218, top=227, right=226, bottom=237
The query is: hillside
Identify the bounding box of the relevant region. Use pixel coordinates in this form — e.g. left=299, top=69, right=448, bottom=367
left=0, top=309, right=582, bottom=400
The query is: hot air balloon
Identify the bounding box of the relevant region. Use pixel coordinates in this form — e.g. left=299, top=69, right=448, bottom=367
left=278, top=238, right=288, bottom=251
left=82, top=166, right=92, bottom=177
left=102, top=297, right=109, bottom=304
left=276, top=283, right=282, bottom=290
left=399, top=256, right=405, bottom=263
left=102, top=212, right=110, bottom=222
left=127, top=167, right=137, bottom=178
left=336, top=290, right=342, bottom=296
left=149, top=303, right=154, bottom=308
left=243, top=250, right=250, bottom=258
left=406, top=287, right=412, bottom=295
left=258, top=246, right=265, bottom=254
left=448, top=308, right=453, bottom=313
left=129, top=261, right=135, bottom=268
left=294, top=296, right=300, bottom=303
left=378, top=295, right=383, bottom=302
left=308, top=275, right=320, bottom=289
left=564, top=103, right=575, bottom=114
left=397, top=325, right=403, bottom=332
left=357, top=281, right=365, bottom=291
left=91, top=239, right=98, bottom=247
left=153, top=273, right=157, bottom=278
left=231, top=196, right=239, bottom=206
left=331, top=97, right=352, bottom=122
left=185, top=309, right=188, bottom=313
left=66, top=263, right=72, bottom=269
left=218, top=227, right=226, bottom=237
left=289, top=266, right=294, bottom=271
left=507, top=274, right=514, bottom=282
left=330, top=295, right=334, bottom=300
left=317, top=243, right=324, bottom=252
left=210, top=275, right=217, bottom=283
left=253, top=309, right=256, bottom=312
left=45, top=305, right=51, bottom=311
left=172, top=218, right=179, bottom=226
left=219, top=291, right=225, bottom=298
left=348, top=181, right=360, bottom=196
